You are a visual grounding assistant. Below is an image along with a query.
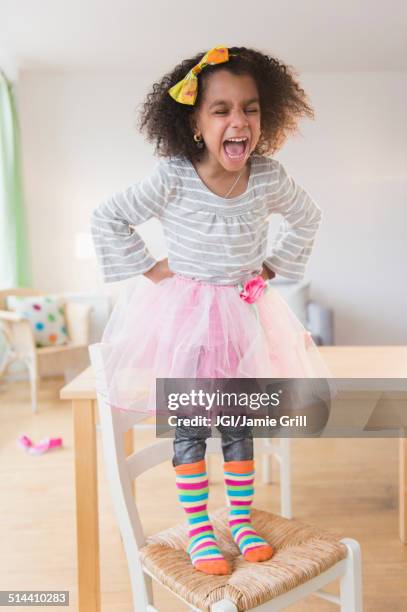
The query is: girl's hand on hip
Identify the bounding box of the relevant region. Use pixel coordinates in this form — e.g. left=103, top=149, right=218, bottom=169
left=261, top=264, right=276, bottom=282
left=143, top=259, right=175, bottom=283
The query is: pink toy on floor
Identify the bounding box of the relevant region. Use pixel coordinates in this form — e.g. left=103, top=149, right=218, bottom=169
left=17, top=435, right=63, bottom=455
left=17, top=435, right=33, bottom=451
left=29, top=437, right=63, bottom=455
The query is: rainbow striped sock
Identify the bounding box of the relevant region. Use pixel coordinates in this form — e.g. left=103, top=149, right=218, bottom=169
left=175, top=460, right=230, bottom=575
left=224, top=460, right=274, bottom=562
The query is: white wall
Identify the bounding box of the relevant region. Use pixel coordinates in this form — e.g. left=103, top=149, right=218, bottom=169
left=17, top=72, right=164, bottom=300
left=17, top=70, right=407, bottom=344
left=279, top=71, right=407, bottom=345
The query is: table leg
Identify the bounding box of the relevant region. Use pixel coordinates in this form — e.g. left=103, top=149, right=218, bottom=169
left=73, top=399, right=100, bottom=612
left=400, top=434, right=407, bottom=543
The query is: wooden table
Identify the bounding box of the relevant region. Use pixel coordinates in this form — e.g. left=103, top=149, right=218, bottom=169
left=60, top=346, right=407, bottom=612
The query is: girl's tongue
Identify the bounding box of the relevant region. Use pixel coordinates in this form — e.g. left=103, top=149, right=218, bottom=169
left=224, top=140, right=246, bottom=158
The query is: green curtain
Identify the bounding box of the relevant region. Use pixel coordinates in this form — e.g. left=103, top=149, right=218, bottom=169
left=0, top=69, right=30, bottom=288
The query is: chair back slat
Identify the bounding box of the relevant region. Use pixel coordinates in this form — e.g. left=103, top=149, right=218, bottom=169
left=126, top=429, right=222, bottom=480
left=127, top=440, right=173, bottom=479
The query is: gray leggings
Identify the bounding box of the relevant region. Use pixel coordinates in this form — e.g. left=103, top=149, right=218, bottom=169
left=172, top=416, right=253, bottom=466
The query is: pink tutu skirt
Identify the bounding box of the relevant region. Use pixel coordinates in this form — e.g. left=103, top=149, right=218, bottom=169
left=91, top=274, right=334, bottom=413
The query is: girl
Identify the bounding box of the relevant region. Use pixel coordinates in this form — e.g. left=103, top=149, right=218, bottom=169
left=91, top=46, right=332, bottom=576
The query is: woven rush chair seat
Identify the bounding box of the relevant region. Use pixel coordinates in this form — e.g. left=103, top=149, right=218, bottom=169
left=139, top=507, right=348, bottom=611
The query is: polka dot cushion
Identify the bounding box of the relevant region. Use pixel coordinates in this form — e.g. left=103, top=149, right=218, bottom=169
left=6, top=295, right=69, bottom=348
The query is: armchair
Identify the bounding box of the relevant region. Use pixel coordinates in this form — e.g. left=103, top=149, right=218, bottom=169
left=0, top=288, right=92, bottom=412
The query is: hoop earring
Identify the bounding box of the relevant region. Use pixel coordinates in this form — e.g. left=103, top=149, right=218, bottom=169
left=193, top=132, right=204, bottom=149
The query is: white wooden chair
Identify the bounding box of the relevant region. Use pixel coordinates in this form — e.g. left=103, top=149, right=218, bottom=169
left=90, top=345, right=363, bottom=612
left=0, top=288, right=92, bottom=412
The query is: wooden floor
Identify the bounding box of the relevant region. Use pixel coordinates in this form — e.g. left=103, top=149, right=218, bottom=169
left=0, top=378, right=406, bottom=611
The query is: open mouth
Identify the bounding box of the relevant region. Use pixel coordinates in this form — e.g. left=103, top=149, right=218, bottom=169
left=223, top=137, right=249, bottom=161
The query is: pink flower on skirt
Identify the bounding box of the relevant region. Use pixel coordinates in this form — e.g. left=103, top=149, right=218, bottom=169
left=239, top=275, right=267, bottom=304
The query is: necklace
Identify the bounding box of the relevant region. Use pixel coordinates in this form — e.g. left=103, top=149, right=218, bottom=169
left=224, top=168, right=245, bottom=198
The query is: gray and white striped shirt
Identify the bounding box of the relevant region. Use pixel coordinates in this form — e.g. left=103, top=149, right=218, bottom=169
left=90, top=154, right=322, bottom=285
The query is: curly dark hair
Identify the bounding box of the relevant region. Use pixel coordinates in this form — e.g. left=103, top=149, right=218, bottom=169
left=138, top=46, right=314, bottom=162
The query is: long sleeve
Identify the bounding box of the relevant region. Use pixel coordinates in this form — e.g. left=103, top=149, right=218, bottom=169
left=90, top=160, right=171, bottom=282
left=264, top=160, right=322, bottom=281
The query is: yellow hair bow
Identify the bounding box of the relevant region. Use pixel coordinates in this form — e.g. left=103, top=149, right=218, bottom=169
left=168, top=46, right=230, bottom=105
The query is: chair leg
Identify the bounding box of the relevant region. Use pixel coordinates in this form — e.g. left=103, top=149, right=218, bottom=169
left=261, top=438, right=292, bottom=518
left=144, top=573, right=154, bottom=608
left=280, top=438, right=292, bottom=519
left=261, top=438, right=272, bottom=484
left=130, top=570, right=154, bottom=612
left=340, top=538, right=363, bottom=611
left=26, top=358, right=38, bottom=413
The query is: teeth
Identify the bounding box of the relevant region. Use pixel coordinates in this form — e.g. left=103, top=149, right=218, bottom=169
left=225, top=137, right=247, bottom=142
